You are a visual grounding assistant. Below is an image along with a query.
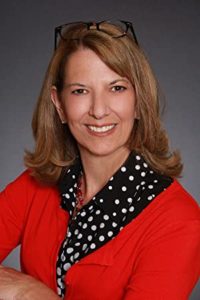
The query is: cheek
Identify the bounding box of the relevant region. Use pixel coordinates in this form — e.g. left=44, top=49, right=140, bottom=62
left=62, top=101, right=87, bottom=121
left=114, top=101, right=136, bottom=121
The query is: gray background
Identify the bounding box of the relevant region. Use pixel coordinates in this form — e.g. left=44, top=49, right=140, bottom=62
left=0, top=0, right=199, bottom=299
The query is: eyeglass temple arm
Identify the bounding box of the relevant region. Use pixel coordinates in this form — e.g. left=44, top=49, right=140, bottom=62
left=129, top=25, right=139, bottom=45
left=54, top=29, right=58, bottom=51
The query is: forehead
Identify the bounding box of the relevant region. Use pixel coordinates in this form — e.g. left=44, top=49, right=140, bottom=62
left=64, top=48, right=124, bottom=82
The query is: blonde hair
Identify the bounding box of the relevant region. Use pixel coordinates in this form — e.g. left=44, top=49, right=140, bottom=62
left=24, top=22, right=182, bottom=184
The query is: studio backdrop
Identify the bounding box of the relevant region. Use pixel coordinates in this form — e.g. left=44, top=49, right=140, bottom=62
left=0, top=1, right=199, bottom=299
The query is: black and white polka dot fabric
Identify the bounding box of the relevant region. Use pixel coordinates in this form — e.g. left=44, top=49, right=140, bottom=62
left=57, top=152, right=173, bottom=297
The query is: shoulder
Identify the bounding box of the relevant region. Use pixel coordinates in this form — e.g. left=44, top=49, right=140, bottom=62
left=4, top=169, right=56, bottom=191
left=1, top=169, right=59, bottom=206
left=124, top=180, right=200, bottom=255
left=154, top=180, right=200, bottom=222
left=125, top=179, right=200, bottom=235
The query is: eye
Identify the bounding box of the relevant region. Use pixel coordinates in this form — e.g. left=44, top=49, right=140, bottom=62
left=111, top=85, right=127, bottom=92
left=71, top=88, right=88, bottom=95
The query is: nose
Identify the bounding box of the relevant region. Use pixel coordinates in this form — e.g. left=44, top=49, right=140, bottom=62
left=89, top=91, right=110, bottom=119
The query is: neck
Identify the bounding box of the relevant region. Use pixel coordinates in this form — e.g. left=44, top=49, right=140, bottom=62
left=79, top=148, right=131, bottom=204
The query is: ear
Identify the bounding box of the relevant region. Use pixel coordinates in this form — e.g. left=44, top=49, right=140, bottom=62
left=134, top=100, right=140, bottom=120
left=51, top=86, right=67, bottom=124
left=134, top=109, right=140, bottom=120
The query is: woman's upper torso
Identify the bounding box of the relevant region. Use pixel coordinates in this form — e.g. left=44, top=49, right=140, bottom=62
left=0, top=154, right=200, bottom=299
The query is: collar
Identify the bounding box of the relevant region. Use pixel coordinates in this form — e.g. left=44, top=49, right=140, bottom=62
left=58, top=152, right=172, bottom=223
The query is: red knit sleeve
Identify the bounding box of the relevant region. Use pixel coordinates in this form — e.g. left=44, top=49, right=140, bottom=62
left=0, top=171, right=35, bottom=262
left=123, top=212, right=200, bottom=299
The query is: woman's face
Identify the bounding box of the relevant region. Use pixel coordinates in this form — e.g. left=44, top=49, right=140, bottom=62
left=51, top=48, right=137, bottom=159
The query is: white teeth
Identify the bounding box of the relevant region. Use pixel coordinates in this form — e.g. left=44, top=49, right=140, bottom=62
left=87, top=125, right=115, bottom=133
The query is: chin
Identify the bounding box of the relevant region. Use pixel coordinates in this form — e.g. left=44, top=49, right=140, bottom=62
left=79, top=144, right=128, bottom=158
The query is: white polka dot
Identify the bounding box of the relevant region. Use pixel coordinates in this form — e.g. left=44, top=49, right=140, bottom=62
left=112, top=222, right=117, bottom=227
left=99, top=199, right=104, bottom=203
left=115, top=199, right=120, bottom=205
left=137, top=197, right=141, bottom=201
left=67, top=247, right=74, bottom=254
left=150, top=170, right=154, bottom=174
left=108, top=185, right=113, bottom=190
left=88, top=235, right=93, bottom=241
left=129, top=175, right=134, bottom=181
left=74, top=229, right=79, bottom=235
left=103, top=215, right=109, bottom=221
left=61, top=253, right=66, bottom=261
left=154, top=179, right=158, bottom=183
left=100, top=222, right=105, bottom=228
left=122, top=208, right=127, bottom=213
left=141, top=181, right=145, bottom=185
left=121, top=166, right=126, bottom=172
left=74, top=252, right=80, bottom=259
left=127, top=197, right=133, bottom=203
left=57, top=267, right=61, bottom=276
left=82, top=243, right=88, bottom=251
left=96, top=210, right=101, bottom=215
left=64, top=262, right=71, bottom=271
left=91, top=225, right=97, bottom=231
left=112, top=212, right=117, bottom=216
left=82, top=223, right=87, bottom=229
left=64, top=193, right=70, bottom=199
left=89, top=205, right=94, bottom=210
left=69, top=188, right=73, bottom=192
left=143, top=162, right=148, bottom=168
left=148, top=185, right=153, bottom=189
left=88, top=216, right=93, bottom=222
left=135, top=165, right=140, bottom=170
left=122, top=186, right=127, bottom=192
left=108, top=231, right=113, bottom=237
left=129, top=206, right=134, bottom=212
left=67, top=231, right=72, bottom=238
left=75, top=242, right=81, bottom=246
left=72, top=175, right=76, bottom=179
left=136, top=185, right=140, bottom=190
left=72, top=202, right=75, bottom=207
left=77, top=233, right=83, bottom=239
left=90, top=243, right=96, bottom=249
left=80, top=211, right=86, bottom=217
left=99, top=235, right=105, bottom=242
left=148, top=195, right=153, bottom=200
left=110, top=176, right=114, bottom=181
left=70, top=255, right=74, bottom=262
left=141, top=171, right=146, bottom=177
left=136, top=155, right=141, bottom=160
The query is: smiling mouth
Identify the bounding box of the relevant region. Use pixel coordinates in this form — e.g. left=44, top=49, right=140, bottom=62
left=86, top=124, right=116, bottom=133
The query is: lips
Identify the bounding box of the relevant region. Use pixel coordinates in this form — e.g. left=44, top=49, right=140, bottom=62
left=85, top=123, right=117, bottom=135
left=87, top=124, right=116, bottom=133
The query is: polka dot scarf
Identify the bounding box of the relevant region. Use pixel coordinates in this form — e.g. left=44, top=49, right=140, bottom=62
left=56, top=152, right=173, bottom=297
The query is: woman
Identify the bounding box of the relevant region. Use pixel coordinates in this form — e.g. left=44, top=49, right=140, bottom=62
left=0, top=21, right=199, bottom=300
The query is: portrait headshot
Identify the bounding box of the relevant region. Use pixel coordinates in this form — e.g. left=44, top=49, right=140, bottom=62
left=0, top=1, right=200, bottom=299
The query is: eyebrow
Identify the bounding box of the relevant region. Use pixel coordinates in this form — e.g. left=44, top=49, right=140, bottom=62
left=109, top=78, right=129, bottom=85
left=64, top=78, right=129, bottom=88
left=64, top=83, right=86, bottom=88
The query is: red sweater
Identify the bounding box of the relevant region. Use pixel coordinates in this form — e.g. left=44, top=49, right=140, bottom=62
left=0, top=170, right=200, bottom=300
